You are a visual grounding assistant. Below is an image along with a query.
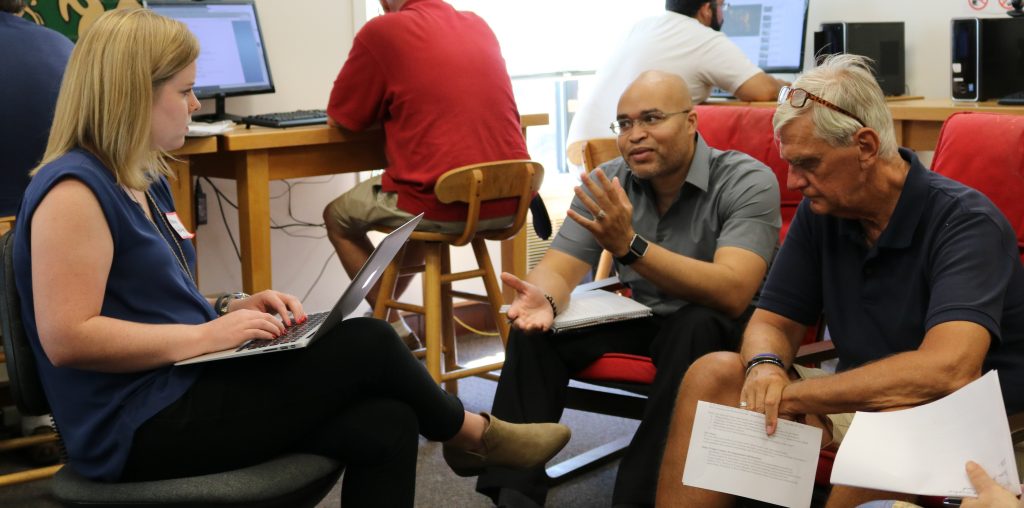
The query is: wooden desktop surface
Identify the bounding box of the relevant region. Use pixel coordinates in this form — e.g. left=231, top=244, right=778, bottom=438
left=170, top=113, right=549, bottom=294
left=704, top=98, right=1024, bottom=152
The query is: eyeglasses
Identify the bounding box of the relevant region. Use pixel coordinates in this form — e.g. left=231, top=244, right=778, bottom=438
left=777, top=86, right=865, bottom=127
left=610, top=109, right=691, bottom=135
left=717, top=1, right=730, bottom=11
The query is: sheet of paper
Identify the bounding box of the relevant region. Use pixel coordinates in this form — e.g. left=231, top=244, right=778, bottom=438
left=187, top=120, right=234, bottom=137
left=683, top=401, right=822, bottom=508
left=831, top=371, right=1020, bottom=497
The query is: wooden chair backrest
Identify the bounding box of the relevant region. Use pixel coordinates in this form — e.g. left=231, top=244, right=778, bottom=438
left=0, top=216, right=14, bottom=236
left=432, top=159, right=544, bottom=246
left=581, top=138, right=620, bottom=172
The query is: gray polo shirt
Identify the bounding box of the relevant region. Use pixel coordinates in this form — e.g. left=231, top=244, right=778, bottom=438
left=551, top=135, right=781, bottom=316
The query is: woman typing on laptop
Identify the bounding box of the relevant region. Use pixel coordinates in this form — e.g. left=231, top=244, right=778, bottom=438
left=11, top=8, right=568, bottom=506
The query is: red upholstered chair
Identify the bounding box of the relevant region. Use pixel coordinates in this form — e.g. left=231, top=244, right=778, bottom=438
left=931, top=111, right=1024, bottom=263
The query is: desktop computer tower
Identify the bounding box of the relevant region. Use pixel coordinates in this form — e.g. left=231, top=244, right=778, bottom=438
left=813, top=22, right=906, bottom=96
left=951, top=17, right=1024, bottom=101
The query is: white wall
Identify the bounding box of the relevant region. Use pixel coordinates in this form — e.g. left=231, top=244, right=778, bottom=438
left=193, top=0, right=1021, bottom=311
left=194, top=0, right=362, bottom=312
left=806, top=0, right=1015, bottom=99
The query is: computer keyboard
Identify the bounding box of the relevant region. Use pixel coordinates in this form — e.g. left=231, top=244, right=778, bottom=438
left=998, top=91, right=1024, bottom=106
left=241, top=109, right=328, bottom=128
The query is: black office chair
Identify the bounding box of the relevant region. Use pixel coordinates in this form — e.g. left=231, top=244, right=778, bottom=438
left=0, top=230, right=344, bottom=507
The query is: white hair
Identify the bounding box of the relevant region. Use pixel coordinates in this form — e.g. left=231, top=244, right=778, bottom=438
left=773, top=54, right=898, bottom=160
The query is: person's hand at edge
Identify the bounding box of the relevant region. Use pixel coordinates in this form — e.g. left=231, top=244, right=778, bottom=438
left=961, top=461, right=1023, bottom=508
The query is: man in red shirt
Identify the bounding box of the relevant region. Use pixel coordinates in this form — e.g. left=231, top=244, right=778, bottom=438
left=323, top=0, right=529, bottom=345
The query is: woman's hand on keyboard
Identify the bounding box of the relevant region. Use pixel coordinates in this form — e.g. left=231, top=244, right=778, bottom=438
left=199, top=310, right=286, bottom=351
left=226, top=290, right=307, bottom=327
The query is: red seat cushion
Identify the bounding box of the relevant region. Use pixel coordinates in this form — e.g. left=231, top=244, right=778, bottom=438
left=931, top=112, right=1024, bottom=263
left=575, top=353, right=657, bottom=384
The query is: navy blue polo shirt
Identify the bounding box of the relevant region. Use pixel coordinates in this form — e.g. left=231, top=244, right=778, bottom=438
left=759, top=148, right=1024, bottom=412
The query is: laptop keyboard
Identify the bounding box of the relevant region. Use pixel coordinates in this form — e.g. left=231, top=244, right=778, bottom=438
left=235, top=311, right=329, bottom=351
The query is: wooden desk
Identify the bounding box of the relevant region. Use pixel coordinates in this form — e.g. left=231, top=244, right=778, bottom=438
left=167, top=135, right=219, bottom=229
left=888, top=99, right=1024, bottom=151
left=702, top=98, right=1024, bottom=152
left=172, top=114, right=549, bottom=293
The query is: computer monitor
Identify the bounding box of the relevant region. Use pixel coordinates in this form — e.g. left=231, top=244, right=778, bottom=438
left=720, top=0, right=809, bottom=74
left=146, top=0, right=275, bottom=121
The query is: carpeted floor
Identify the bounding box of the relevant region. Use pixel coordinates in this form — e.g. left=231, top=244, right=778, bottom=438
left=0, top=333, right=640, bottom=507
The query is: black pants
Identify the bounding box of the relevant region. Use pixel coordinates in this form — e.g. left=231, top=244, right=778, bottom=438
left=476, top=304, right=752, bottom=506
left=122, top=317, right=464, bottom=507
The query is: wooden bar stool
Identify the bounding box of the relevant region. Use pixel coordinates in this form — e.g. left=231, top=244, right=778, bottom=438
left=372, top=160, right=544, bottom=393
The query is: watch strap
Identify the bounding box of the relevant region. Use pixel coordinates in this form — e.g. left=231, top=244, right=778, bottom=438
left=616, top=234, right=648, bottom=266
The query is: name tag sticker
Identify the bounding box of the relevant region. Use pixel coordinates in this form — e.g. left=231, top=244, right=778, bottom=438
left=165, top=212, right=195, bottom=240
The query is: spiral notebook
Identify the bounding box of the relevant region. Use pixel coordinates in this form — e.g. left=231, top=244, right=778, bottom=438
left=552, top=290, right=652, bottom=333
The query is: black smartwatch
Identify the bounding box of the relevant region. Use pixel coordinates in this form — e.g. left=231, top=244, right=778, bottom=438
left=616, top=234, right=649, bottom=266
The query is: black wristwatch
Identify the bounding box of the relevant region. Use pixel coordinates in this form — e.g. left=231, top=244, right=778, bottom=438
left=616, top=234, right=649, bottom=266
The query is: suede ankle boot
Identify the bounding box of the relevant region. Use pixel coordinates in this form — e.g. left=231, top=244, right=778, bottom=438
left=442, top=413, right=571, bottom=477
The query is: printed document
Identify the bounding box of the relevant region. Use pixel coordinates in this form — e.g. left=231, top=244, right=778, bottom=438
left=683, top=401, right=822, bottom=508
left=831, top=370, right=1019, bottom=497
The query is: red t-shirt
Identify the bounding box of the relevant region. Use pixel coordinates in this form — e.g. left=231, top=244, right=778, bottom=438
left=327, top=0, right=529, bottom=221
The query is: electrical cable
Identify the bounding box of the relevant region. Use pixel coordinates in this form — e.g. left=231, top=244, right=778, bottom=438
left=302, top=248, right=337, bottom=302
left=452, top=314, right=500, bottom=337
left=201, top=176, right=241, bottom=260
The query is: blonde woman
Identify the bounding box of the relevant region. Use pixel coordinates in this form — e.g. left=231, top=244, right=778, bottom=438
left=13, top=9, right=568, bottom=506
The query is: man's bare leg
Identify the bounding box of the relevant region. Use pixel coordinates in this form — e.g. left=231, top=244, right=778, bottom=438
left=825, top=486, right=917, bottom=508
left=656, top=352, right=747, bottom=508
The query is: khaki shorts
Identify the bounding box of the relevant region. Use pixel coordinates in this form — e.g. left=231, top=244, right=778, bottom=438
left=324, top=175, right=513, bottom=234
left=792, top=364, right=855, bottom=447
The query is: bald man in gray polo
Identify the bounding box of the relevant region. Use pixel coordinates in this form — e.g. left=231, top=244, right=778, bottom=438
left=476, top=70, right=780, bottom=507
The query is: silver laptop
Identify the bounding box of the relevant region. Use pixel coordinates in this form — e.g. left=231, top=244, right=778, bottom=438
left=176, top=214, right=423, bottom=365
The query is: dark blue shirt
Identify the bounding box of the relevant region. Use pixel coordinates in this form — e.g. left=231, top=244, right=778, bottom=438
left=759, top=149, right=1024, bottom=413
left=0, top=12, right=73, bottom=216
left=13, top=149, right=213, bottom=481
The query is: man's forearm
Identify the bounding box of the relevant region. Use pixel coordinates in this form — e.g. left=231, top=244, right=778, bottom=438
left=782, top=351, right=983, bottom=417
left=628, top=244, right=766, bottom=317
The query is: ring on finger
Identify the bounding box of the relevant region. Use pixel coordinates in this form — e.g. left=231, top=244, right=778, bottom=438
left=596, top=209, right=607, bottom=220
left=739, top=401, right=748, bottom=408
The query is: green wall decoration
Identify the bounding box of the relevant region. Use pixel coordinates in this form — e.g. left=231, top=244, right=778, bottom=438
left=21, top=0, right=143, bottom=42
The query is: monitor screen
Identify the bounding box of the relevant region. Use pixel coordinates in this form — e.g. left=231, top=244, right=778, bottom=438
left=720, top=0, right=809, bottom=74
left=147, top=0, right=274, bottom=101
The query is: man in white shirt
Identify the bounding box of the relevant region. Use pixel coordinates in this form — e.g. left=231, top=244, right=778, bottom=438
left=566, top=0, right=784, bottom=162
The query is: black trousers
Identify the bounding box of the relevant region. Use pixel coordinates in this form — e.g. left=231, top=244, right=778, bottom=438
left=122, top=317, right=465, bottom=508
left=476, top=304, right=752, bottom=507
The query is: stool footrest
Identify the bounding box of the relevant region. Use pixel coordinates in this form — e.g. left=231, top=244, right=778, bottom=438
left=449, top=290, right=489, bottom=303
left=381, top=301, right=424, bottom=314
left=0, top=432, right=59, bottom=452
left=440, top=360, right=504, bottom=380
left=0, top=464, right=62, bottom=487
left=441, top=269, right=487, bottom=283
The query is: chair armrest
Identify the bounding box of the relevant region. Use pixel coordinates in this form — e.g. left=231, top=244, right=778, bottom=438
left=1009, top=411, right=1024, bottom=445
left=794, top=340, right=837, bottom=366
left=572, top=275, right=624, bottom=294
